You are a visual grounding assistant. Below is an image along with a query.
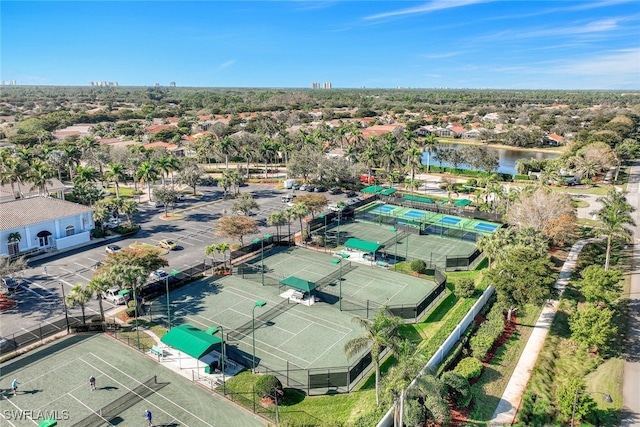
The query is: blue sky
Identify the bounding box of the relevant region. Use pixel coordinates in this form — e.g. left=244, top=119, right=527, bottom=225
left=2, top=1, right=639, bottom=89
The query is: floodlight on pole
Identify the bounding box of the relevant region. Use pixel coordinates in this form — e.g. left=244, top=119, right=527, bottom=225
left=252, top=300, right=267, bottom=373
left=213, top=326, right=226, bottom=395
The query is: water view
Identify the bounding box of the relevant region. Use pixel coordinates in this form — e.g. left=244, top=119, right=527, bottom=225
left=421, top=143, right=561, bottom=175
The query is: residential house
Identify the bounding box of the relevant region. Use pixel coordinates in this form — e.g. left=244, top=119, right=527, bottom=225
left=544, top=133, right=565, bottom=146
left=0, top=179, right=66, bottom=203
left=0, top=197, right=94, bottom=258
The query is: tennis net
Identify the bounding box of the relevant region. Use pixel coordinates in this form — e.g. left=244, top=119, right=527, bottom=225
left=71, top=376, right=167, bottom=427
left=226, top=299, right=294, bottom=343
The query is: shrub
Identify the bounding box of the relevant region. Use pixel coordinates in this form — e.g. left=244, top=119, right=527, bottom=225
left=466, top=178, right=478, bottom=187
left=470, top=332, right=495, bottom=361
left=454, top=277, right=476, bottom=298
left=254, top=374, right=282, bottom=398
left=410, top=259, right=427, bottom=274
left=453, top=357, right=483, bottom=379
left=515, top=391, right=554, bottom=427
left=441, top=371, right=472, bottom=407
left=125, top=307, right=137, bottom=318
left=404, top=399, right=426, bottom=427
left=514, top=174, right=530, bottom=181
left=91, top=228, right=105, bottom=238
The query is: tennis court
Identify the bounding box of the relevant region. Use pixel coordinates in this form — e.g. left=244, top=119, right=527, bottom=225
left=152, top=246, right=438, bottom=385
left=0, top=334, right=265, bottom=427
left=357, top=202, right=502, bottom=242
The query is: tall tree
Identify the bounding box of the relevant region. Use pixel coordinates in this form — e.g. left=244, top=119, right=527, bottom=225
left=65, top=284, right=93, bottom=325
left=214, top=216, right=259, bottom=246
left=105, top=162, right=126, bottom=199
left=486, top=247, right=556, bottom=322
left=595, top=188, right=635, bottom=270
left=343, top=308, right=403, bottom=405
left=136, top=161, right=159, bottom=201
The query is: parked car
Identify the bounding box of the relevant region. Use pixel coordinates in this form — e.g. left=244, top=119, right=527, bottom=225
left=175, top=194, right=185, bottom=201
left=1, top=277, right=20, bottom=293
left=314, top=186, right=327, bottom=193
left=103, top=286, right=125, bottom=305
left=328, top=187, right=342, bottom=195
left=105, top=244, right=122, bottom=254
left=150, top=270, right=169, bottom=281
left=104, top=218, right=121, bottom=229
left=292, top=182, right=301, bottom=190
left=148, top=200, right=164, bottom=208
left=345, top=190, right=357, bottom=198
left=158, top=239, right=177, bottom=250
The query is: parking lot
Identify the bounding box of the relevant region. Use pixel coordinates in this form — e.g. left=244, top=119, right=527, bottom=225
left=0, top=183, right=357, bottom=340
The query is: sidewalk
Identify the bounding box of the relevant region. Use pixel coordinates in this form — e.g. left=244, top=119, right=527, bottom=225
left=489, top=238, right=597, bottom=425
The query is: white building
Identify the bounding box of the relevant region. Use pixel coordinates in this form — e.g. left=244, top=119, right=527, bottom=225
left=0, top=197, right=94, bottom=258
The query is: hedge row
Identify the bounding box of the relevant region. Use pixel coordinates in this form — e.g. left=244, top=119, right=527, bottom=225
left=469, top=304, right=505, bottom=361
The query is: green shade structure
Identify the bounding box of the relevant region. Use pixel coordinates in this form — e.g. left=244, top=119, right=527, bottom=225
left=402, top=194, right=434, bottom=204
left=344, top=238, right=383, bottom=253
left=161, top=324, right=222, bottom=359
left=379, top=188, right=397, bottom=195
left=361, top=185, right=385, bottom=194
left=453, top=198, right=472, bottom=207
left=39, top=420, right=57, bottom=427
left=280, top=276, right=317, bottom=292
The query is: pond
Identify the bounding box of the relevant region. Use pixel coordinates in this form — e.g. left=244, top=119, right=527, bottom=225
left=421, top=143, right=561, bottom=175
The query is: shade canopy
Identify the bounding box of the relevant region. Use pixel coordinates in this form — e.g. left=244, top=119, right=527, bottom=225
left=344, top=238, right=383, bottom=253
left=161, top=324, right=222, bottom=359
left=402, top=194, right=434, bottom=204
left=361, top=185, right=385, bottom=194
left=454, top=199, right=472, bottom=207
left=379, top=188, right=397, bottom=196
left=280, top=276, right=317, bottom=292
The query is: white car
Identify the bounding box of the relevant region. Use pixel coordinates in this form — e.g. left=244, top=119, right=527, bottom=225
left=149, top=270, right=169, bottom=281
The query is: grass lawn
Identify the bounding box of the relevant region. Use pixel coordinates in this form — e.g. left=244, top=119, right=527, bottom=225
left=554, top=185, right=614, bottom=196
left=468, top=303, right=542, bottom=422
left=104, top=186, right=143, bottom=198
left=521, top=241, right=628, bottom=426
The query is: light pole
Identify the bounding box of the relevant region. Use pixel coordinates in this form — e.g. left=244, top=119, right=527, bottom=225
left=339, top=259, right=343, bottom=311
left=165, top=276, right=171, bottom=329
left=571, top=390, right=612, bottom=426
left=252, top=300, right=267, bottom=373
left=60, top=283, right=70, bottom=333
left=319, top=214, right=327, bottom=253
left=253, top=235, right=271, bottom=286
left=214, top=326, right=226, bottom=395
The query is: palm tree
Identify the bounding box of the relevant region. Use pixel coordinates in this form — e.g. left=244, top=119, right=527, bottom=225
left=423, top=134, right=438, bottom=173
left=595, top=188, right=636, bottom=270
left=28, top=160, right=54, bottom=196
left=404, top=145, right=424, bottom=182
left=288, top=203, right=310, bottom=242
left=46, top=149, right=69, bottom=182
left=105, top=163, right=126, bottom=199
left=121, top=200, right=138, bottom=227
left=74, top=165, right=99, bottom=184
left=65, top=284, right=93, bottom=325
left=343, top=308, right=403, bottom=405
left=154, top=156, right=173, bottom=186
left=267, top=212, right=287, bottom=240
left=217, top=136, right=237, bottom=170
left=1, top=157, right=28, bottom=198
left=136, top=161, right=159, bottom=201
left=88, top=277, right=110, bottom=321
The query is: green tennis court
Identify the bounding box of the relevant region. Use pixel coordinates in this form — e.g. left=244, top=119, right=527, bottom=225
left=0, top=334, right=265, bottom=427
left=315, top=220, right=478, bottom=270
left=149, top=245, right=439, bottom=390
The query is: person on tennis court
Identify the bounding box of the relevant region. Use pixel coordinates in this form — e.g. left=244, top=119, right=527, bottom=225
left=89, top=376, right=96, bottom=391
left=11, top=378, right=19, bottom=395
left=144, top=409, right=153, bottom=426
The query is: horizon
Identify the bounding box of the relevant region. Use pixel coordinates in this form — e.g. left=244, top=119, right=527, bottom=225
left=2, top=1, right=639, bottom=90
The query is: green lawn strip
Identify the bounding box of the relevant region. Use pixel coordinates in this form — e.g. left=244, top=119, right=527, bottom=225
left=224, top=371, right=377, bottom=425
left=551, top=185, right=613, bottom=196
left=468, top=303, right=541, bottom=422
left=522, top=243, right=628, bottom=426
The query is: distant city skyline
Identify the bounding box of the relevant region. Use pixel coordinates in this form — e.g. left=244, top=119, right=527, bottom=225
left=1, top=1, right=638, bottom=90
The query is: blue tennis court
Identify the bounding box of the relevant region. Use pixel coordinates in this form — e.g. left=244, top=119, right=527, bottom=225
left=371, top=204, right=396, bottom=214
left=439, top=216, right=461, bottom=226
left=474, top=223, right=500, bottom=233
left=404, top=210, right=427, bottom=219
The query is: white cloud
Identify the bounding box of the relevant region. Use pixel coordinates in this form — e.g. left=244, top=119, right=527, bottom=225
left=363, top=0, right=494, bottom=21
left=552, top=47, right=640, bottom=76
left=214, top=60, right=236, bottom=73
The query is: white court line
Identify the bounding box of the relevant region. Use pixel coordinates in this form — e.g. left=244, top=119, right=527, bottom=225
left=307, top=329, right=351, bottom=367
left=67, top=393, right=114, bottom=426
left=0, top=395, right=35, bottom=425
left=276, top=323, right=312, bottom=349
left=82, top=354, right=215, bottom=427
left=0, top=407, right=17, bottom=427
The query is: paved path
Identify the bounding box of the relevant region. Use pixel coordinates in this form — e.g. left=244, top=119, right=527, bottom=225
left=622, top=161, right=640, bottom=426
left=489, top=238, right=595, bottom=425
